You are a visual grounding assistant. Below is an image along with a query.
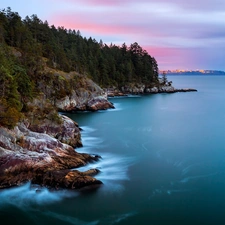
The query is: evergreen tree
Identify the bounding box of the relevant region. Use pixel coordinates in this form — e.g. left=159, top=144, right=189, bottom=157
left=0, top=8, right=159, bottom=94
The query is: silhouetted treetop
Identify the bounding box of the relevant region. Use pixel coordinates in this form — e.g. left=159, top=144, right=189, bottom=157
left=0, top=7, right=159, bottom=87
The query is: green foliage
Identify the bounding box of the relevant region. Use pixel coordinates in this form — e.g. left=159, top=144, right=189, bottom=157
left=0, top=8, right=159, bottom=89
left=0, top=8, right=160, bottom=128
left=0, top=40, right=33, bottom=127
left=161, top=71, right=168, bottom=85
left=0, top=99, right=22, bottom=128
left=13, top=65, right=33, bottom=99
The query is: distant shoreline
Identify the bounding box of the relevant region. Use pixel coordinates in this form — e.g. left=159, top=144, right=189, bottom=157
left=160, top=69, right=225, bottom=76
left=167, top=74, right=225, bottom=76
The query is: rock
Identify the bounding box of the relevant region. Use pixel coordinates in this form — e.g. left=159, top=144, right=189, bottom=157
left=158, top=86, right=197, bottom=93
left=0, top=119, right=102, bottom=190
left=33, top=169, right=102, bottom=190
left=174, top=88, right=197, bottom=92
left=105, top=87, right=127, bottom=97
left=87, top=96, right=114, bottom=111
left=106, top=84, right=197, bottom=95
left=55, top=78, right=114, bottom=112
left=159, top=86, right=175, bottom=93
left=27, top=114, right=82, bottom=148
left=55, top=95, right=77, bottom=111
left=146, top=87, right=159, bottom=93
left=122, top=83, right=145, bottom=94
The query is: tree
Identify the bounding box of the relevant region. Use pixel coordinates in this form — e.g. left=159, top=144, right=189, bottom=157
left=0, top=8, right=160, bottom=91
left=14, top=65, right=33, bottom=102
left=0, top=104, right=21, bottom=128
left=0, top=65, right=11, bottom=98
left=162, top=71, right=168, bottom=85
left=151, top=57, right=159, bottom=82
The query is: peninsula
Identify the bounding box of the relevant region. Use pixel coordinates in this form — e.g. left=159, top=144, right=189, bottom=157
left=0, top=8, right=196, bottom=191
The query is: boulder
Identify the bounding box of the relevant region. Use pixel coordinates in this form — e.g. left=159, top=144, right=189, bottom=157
left=0, top=116, right=102, bottom=190
left=33, top=169, right=102, bottom=190
left=55, top=78, right=114, bottom=112
left=159, top=86, right=175, bottom=93
left=87, top=96, right=114, bottom=111
left=146, top=87, right=159, bottom=93
left=27, top=115, right=82, bottom=147
left=122, top=83, right=145, bottom=94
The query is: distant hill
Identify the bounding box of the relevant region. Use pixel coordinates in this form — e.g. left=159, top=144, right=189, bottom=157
left=159, top=70, right=225, bottom=75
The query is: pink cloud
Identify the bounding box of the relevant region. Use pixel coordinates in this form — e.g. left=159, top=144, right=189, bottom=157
left=146, top=46, right=225, bottom=71
left=50, top=12, right=151, bottom=37
left=143, top=46, right=209, bottom=70
left=49, top=0, right=225, bottom=11
left=49, top=10, right=179, bottom=39
left=49, top=0, right=131, bottom=6
left=46, top=0, right=225, bottom=70
left=2, top=0, right=225, bottom=70
left=49, top=11, right=225, bottom=70
left=75, top=0, right=125, bottom=6
left=51, top=15, right=130, bottom=36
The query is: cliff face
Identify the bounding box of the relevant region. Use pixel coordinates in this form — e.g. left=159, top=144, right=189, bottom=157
left=37, top=68, right=114, bottom=112
left=55, top=77, right=114, bottom=111
left=0, top=64, right=115, bottom=190
left=0, top=115, right=102, bottom=190
left=27, top=115, right=82, bottom=148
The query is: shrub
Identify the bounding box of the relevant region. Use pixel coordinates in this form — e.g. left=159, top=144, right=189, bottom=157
left=0, top=106, right=22, bottom=128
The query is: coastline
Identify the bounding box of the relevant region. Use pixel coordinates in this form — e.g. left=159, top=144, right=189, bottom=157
left=0, top=84, right=197, bottom=191
left=107, top=86, right=197, bottom=97
left=0, top=115, right=103, bottom=190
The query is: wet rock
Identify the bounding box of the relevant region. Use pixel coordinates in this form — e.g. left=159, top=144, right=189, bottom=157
left=87, top=96, right=114, bottom=111
left=106, top=83, right=197, bottom=95
left=33, top=169, right=102, bottom=190
left=174, top=88, right=197, bottom=92
left=0, top=117, right=102, bottom=190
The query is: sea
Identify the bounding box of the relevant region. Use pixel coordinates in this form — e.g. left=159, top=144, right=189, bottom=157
left=1, top=75, right=225, bottom=225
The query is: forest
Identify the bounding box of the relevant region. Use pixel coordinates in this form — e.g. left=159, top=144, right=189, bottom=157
left=0, top=7, right=159, bottom=127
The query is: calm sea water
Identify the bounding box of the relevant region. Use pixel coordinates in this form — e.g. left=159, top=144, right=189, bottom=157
left=1, top=75, right=225, bottom=225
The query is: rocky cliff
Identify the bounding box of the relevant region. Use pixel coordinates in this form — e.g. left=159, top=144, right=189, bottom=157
left=0, top=115, right=102, bottom=190
left=37, top=67, right=114, bottom=112
left=0, top=61, right=196, bottom=191
left=0, top=63, right=116, bottom=190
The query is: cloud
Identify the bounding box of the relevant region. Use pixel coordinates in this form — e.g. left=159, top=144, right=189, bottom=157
left=144, top=45, right=225, bottom=70
left=5, top=0, right=224, bottom=69
left=158, top=0, right=225, bottom=12
left=53, top=0, right=225, bottom=12
left=46, top=0, right=225, bottom=70
left=49, top=4, right=225, bottom=46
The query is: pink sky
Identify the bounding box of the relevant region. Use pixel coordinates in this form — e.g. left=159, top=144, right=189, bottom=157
left=1, top=0, right=225, bottom=71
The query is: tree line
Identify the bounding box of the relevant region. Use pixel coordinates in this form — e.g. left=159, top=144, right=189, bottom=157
left=0, top=7, right=159, bottom=127
left=0, top=7, right=159, bottom=85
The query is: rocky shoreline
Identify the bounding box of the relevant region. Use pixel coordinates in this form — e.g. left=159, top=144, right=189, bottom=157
left=0, top=80, right=197, bottom=191
left=107, top=84, right=197, bottom=97
left=0, top=115, right=102, bottom=190
left=53, top=76, right=115, bottom=112
left=0, top=74, right=115, bottom=191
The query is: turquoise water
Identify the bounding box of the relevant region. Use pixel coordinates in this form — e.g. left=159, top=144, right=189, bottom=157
left=1, top=75, right=225, bottom=224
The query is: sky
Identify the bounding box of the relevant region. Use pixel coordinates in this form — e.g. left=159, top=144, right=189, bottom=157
left=1, top=0, right=225, bottom=71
